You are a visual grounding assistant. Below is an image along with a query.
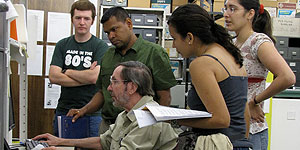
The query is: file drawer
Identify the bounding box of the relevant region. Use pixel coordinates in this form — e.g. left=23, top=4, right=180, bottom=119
left=144, top=14, right=157, bottom=26
left=276, top=37, right=289, bottom=48
left=143, top=29, right=156, bottom=42
left=133, top=29, right=143, bottom=37
left=131, top=14, right=144, bottom=26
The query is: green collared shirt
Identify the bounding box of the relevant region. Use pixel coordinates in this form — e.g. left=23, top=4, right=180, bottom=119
left=100, top=96, right=178, bottom=150
left=97, top=36, right=177, bottom=120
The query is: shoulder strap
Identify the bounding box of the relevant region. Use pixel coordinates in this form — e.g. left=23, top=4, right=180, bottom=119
left=201, top=54, right=231, bottom=76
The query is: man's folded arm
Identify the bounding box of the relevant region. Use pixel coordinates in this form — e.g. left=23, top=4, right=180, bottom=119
left=49, top=65, right=84, bottom=87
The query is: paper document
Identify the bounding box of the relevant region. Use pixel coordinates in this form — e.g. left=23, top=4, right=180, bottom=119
left=57, top=116, right=62, bottom=138
left=133, top=105, right=212, bottom=128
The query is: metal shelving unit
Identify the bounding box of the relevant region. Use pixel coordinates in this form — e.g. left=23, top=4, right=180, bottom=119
left=1, top=1, right=28, bottom=146
left=1, top=2, right=9, bottom=149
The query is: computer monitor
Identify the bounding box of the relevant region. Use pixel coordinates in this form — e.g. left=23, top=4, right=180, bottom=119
left=4, top=138, right=11, bottom=150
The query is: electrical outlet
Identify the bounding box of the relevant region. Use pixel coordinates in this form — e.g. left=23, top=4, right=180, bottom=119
left=287, top=112, right=296, bottom=120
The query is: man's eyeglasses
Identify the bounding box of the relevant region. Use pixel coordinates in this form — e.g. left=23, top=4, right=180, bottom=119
left=109, top=76, right=128, bottom=85
left=221, top=7, right=238, bottom=14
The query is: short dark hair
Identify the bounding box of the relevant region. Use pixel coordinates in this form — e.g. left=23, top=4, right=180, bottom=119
left=70, top=0, right=96, bottom=21
left=118, top=61, right=154, bottom=97
left=101, top=6, right=129, bottom=24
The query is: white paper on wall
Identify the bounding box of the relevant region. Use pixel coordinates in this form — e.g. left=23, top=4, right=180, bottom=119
left=44, top=78, right=60, bottom=109
left=265, top=7, right=277, bottom=18
left=27, top=44, right=43, bottom=76
left=273, top=18, right=300, bottom=38
left=45, top=45, right=55, bottom=76
left=47, top=12, right=71, bottom=43
left=27, top=9, right=44, bottom=41
left=27, top=13, right=43, bottom=76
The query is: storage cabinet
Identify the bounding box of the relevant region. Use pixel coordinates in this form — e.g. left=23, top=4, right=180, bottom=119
left=275, top=36, right=300, bottom=87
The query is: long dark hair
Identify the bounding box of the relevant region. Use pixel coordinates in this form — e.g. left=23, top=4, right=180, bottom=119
left=168, top=4, right=243, bottom=67
left=238, top=0, right=276, bottom=43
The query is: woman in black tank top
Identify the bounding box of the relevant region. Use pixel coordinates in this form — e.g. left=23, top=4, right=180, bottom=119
left=168, top=4, right=252, bottom=150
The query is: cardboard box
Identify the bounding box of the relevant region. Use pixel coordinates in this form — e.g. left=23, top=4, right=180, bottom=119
left=128, top=0, right=150, bottom=8
left=261, top=0, right=278, bottom=7
left=151, top=0, right=171, bottom=4
left=152, top=3, right=171, bottom=14
left=288, top=0, right=297, bottom=3
left=173, top=0, right=188, bottom=5
left=151, top=0, right=171, bottom=14
left=214, top=1, right=224, bottom=12
left=172, top=0, right=188, bottom=12
left=277, top=0, right=289, bottom=2
left=198, top=0, right=224, bottom=12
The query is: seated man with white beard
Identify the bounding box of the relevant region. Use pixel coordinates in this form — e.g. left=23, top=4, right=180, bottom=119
left=33, top=61, right=179, bottom=150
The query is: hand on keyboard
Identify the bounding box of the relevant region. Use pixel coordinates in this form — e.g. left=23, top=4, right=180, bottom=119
left=25, top=139, right=49, bottom=150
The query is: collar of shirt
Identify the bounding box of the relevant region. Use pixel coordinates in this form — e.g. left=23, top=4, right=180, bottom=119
left=113, top=35, right=144, bottom=56
left=126, top=95, right=158, bottom=122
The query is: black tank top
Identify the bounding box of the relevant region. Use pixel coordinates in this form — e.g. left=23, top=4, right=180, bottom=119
left=187, top=54, right=252, bottom=148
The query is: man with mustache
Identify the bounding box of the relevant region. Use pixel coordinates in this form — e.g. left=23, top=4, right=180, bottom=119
left=34, top=61, right=178, bottom=149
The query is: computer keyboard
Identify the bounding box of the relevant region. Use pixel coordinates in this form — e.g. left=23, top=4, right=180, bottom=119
left=25, top=139, right=49, bottom=150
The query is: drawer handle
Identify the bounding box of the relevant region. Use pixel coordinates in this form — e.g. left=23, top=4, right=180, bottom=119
left=147, top=19, right=154, bottom=23
left=134, top=19, right=142, bottom=22
left=290, top=62, right=296, bottom=66
left=279, top=41, right=285, bottom=45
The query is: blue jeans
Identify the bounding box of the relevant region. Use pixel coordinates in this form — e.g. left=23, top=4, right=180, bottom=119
left=53, top=110, right=102, bottom=137
left=249, top=129, right=268, bottom=150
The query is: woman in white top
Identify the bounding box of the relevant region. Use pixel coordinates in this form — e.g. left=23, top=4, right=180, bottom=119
left=223, top=0, right=296, bottom=149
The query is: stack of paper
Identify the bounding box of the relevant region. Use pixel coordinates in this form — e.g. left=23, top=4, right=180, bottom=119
left=133, top=105, right=212, bottom=128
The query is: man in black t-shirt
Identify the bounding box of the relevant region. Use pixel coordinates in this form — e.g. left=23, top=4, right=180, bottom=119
left=49, top=0, right=108, bottom=137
